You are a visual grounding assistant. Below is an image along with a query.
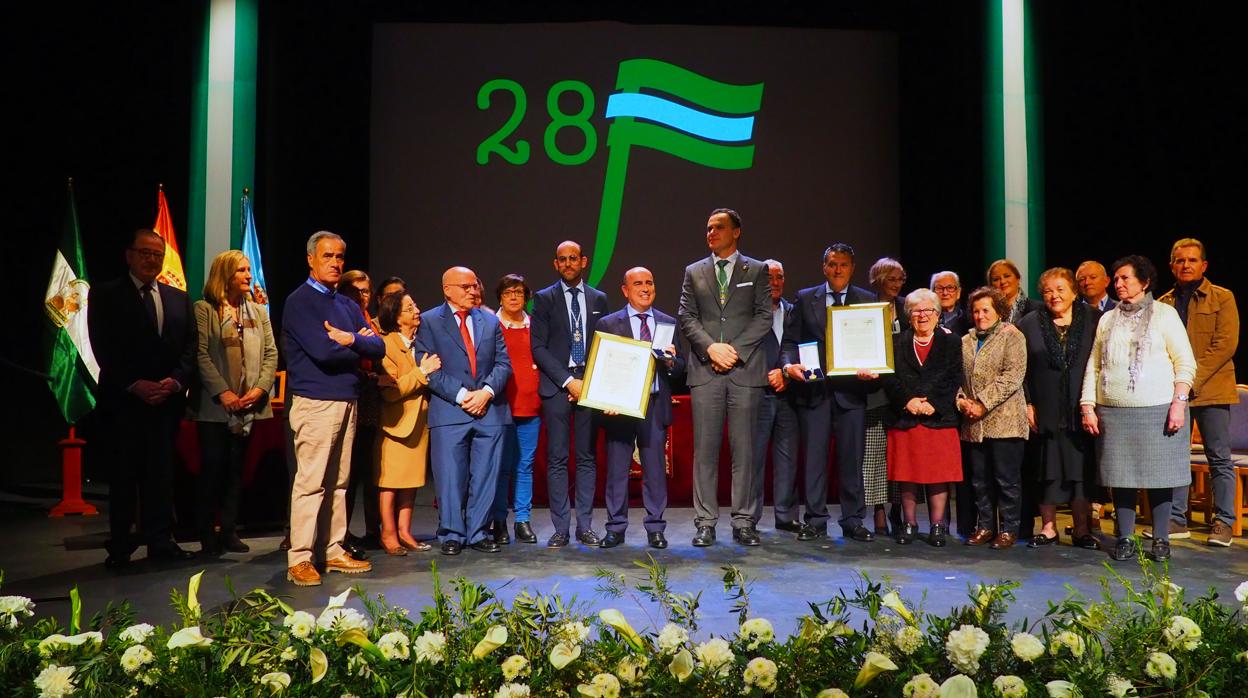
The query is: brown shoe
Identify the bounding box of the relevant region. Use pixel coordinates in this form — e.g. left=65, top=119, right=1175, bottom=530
left=1207, top=521, right=1233, bottom=547
left=966, top=528, right=996, bottom=546
left=326, top=554, right=372, bottom=574
left=990, top=532, right=1017, bottom=549
left=1143, top=521, right=1190, bottom=540
left=287, top=561, right=321, bottom=587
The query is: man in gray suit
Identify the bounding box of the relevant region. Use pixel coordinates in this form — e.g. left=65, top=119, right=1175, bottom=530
left=678, top=208, right=773, bottom=547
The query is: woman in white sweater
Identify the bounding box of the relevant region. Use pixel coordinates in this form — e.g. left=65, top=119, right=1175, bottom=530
left=1081, top=255, right=1196, bottom=563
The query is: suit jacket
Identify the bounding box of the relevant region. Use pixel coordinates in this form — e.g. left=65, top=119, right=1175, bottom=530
left=1158, top=277, right=1239, bottom=406
left=190, top=299, right=278, bottom=422
left=88, top=276, right=196, bottom=413
left=677, top=253, right=772, bottom=387
left=1079, top=296, right=1118, bottom=312
left=763, top=298, right=797, bottom=371
left=595, top=307, right=687, bottom=427
left=938, top=304, right=973, bottom=338
left=958, top=323, right=1029, bottom=442
left=781, top=283, right=878, bottom=408
left=378, top=331, right=431, bottom=440
left=414, top=303, right=512, bottom=428
left=1017, top=304, right=1100, bottom=434
left=882, top=329, right=963, bottom=430
left=530, top=281, right=609, bottom=397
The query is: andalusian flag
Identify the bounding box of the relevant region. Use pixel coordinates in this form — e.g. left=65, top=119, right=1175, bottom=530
left=240, top=189, right=268, bottom=304
left=153, top=185, right=188, bottom=291
left=43, top=180, right=99, bottom=424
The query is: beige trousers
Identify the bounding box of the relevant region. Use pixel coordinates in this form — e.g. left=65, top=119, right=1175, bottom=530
left=287, top=395, right=356, bottom=567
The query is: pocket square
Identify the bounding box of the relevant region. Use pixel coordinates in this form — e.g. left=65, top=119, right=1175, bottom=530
left=592, top=311, right=601, bottom=314
left=736, top=281, right=754, bottom=287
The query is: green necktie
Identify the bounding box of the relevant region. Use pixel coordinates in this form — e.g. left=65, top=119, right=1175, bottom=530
left=716, top=259, right=729, bottom=304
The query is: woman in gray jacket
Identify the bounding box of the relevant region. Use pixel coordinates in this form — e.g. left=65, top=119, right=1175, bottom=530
left=191, top=250, right=278, bottom=555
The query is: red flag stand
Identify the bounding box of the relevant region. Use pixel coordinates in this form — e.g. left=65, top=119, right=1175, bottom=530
left=50, top=426, right=98, bottom=517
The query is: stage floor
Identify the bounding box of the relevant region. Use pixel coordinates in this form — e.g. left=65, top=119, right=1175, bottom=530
left=2, top=490, right=1246, bottom=640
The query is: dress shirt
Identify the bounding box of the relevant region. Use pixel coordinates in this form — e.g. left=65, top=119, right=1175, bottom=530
left=710, top=250, right=741, bottom=288
left=130, top=272, right=164, bottom=334
left=561, top=280, right=588, bottom=369
left=627, top=304, right=662, bottom=393
left=452, top=307, right=493, bottom=405
left=771, top=302, right=785, bottom=344
left=824, top=282, right=848, bottom=306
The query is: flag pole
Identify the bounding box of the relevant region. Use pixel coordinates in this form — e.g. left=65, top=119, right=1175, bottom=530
left=50, top=426, right=96, bottom=517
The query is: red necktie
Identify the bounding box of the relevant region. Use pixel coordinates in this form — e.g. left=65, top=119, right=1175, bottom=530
left=456, top=310, right=477, bottom=377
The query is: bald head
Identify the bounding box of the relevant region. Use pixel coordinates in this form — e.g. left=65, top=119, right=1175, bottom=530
left=1075, top=260, right=1111, bottom=305
left=554, top=240, right=588, bottom=285
left=621, top=266, right=656, bottom=312
left=442, top=266, right=480, bottom=310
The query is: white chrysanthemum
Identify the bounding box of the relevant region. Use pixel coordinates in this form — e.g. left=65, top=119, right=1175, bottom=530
left=502, top=654, right=530, bottom=681
left=1105, top=675, right=1135, bottom=698
left=1162, top=615, right=1202, bottom=651
left=992, top=675, right=1027, bottom=698
left=258, top=671, right=291, bottom=693
left=614, top=655, right=647, bottom=684
left=1234, top=581, right=1248, bottom=604
left=283, top=611, right=316, bottom=640
left=1145, top=651, right=1176, bottom=680
left=945, top=624, right=990, bottom=673
left=739, top=617, right=775, bottom=650
left=895, top=625, right=924, bottom=655
left=119, top=644, right=155, bottom=673
left=559, top=620, right=591, bottom=644
left=34, top=663, right=77, bottom=698
left=588, top=672, right=621, bottom=698
left=901, top=673, right=939, bottom=698
left=743, top=656, right=778, bottom=693
left=693, top=637, right=735, bottom=676
left=1049, top=630, right=1085, bottom=658
left=1044, top=680, right=1079, bottom=697
left=377, top=631, right=411, bottom=660
left=413, top=631, right=447, bottom=664
left=118, top=623, right=156, bottom=644
left=279, top=645, right=298, bottom=662
left=0, top=595, right=35, bottom=628
left=493, top=683, right=530, bottom=698
left=816, top=689, right=850, bottom=698
left=1011, top=632, right=1045, bottom=662
left=316, top=606, right=370, bottom=633
left=657, top=623, right=689, bottom=653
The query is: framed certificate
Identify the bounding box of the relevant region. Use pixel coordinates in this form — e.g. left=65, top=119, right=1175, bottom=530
left=824, top=302, right=895, bottom=375
left=578, top=331, right=657, bottom=419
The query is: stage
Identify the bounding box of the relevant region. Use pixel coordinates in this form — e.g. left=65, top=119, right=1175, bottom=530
left=3, top=489, right=1245, bottom=641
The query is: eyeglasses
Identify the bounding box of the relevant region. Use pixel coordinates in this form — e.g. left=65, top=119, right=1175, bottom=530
left=129, top=248, right=165, bottom=261
left=500, top=288, right=526, bottom=298
left=911, top=308, right=939, bottom=317
left=445, top=283, right=478, bottom=293
left=933, top=285, right=959, bottom=293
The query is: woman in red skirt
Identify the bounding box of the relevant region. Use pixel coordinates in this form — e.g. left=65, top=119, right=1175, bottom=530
left=864, top=288, right=964, bottom=546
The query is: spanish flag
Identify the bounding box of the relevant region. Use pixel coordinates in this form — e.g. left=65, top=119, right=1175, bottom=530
left=152, top=185, right=187, bottom=291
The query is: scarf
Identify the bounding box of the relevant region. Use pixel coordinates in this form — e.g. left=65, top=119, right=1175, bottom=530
left=1039, top=302, right=1087, bottom=428
left=1100, top=292, right=1154, bottom=393
left=1007, top=293, right=1031, bottom=323
left=974, top=320, right=1002, bottom=352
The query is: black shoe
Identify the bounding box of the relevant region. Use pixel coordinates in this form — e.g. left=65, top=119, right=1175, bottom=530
left=846, top=525, right=875, bottom=542
left=104, top=554, right=131, bottom=570
left=1072, top=534, right=1102, bottom=550
left=199, top=537, right=223, bottom=557
left=601, top=531, right=626, bottom=548
left=148, top=544, right=196, bottom=562
left=341, top=539, right=368, bottom=561
left=470, top=539, right=501, bottom=553
left=220, top=532, right=250, bottom=554
left=440, top=540, right=462, bottom=556
left=279, top=534, right=291, bottom=551
left=896, top=523, right=917, bottom=544
left=492, top=520, right=511, bottom=545
left=1150, top=540, right=1171, bottom=562
left=929, top=524, right=948, bottom=548
left=576, top=530, right=603, bottom=547
left=514, top=521, right=537, bottom=544
left=1110, top=537, right=1137, bottom=561
left=797, top=524, right=826, bottom=541
left=648, top=531, right=668, bottom=549
left=1027, top=533, right=1059, bottom=548
left=358, top=532, right=382, bottom=550
left=733, top=527, right=761, bottom=546
left=692, top=526, right=716, bottom=547
left=774, top=520, right=804, bottom=534
left=547, top=532, right=570, bottom=548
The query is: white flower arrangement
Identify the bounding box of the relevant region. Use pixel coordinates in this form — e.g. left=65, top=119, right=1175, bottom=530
left=1044, top=680, right=1079, bottom=697
left=413, top=630, right=447, bottom=664
left=894, top=625, right=924, bottom=655
left=577, top=672, right=621, bottom=698
left=493, top=683, right=530, bottom=698
left=258, top=671, right=291, bottom=694
left=118, top=623, right=155, bottom=645
left=742, top=656, right=778, bottom=693
left=738, top=617, right=775, bottom=650
left=992, top=675, right=1027, bottom=698
left=945, top=624, right=990, bottom=673
left=1048, top=630, right=1085, bottom=658
left=377, top=630, right=411, bottom=660
left=614, top=655, right=647, bottom=684
left=1162, top=615, right=1202, bottom=651
left=1145, top=650, right=1177, bottom=680
left=167, top=626, right=212, bottom=650
left=0, top=594, right=35, bottom=628
left=316, top=606, right=370, bottom=633
left=559, top=620, right=591, bottom=644
left=501, top=654, right=530, bottom=680
left=1010, top=632, right=1045, bottom=662
left=34, top=663, right=77, bottom=698
left=901, top=672, right=939, bottom=698
left=941, top=674, right=977, bottom=698
left=282, top=611, right=315, bottom=640
left=815, top=690, right=849, bottom=698
left=693, top=637, right=735, bottom=676
left=657, top=622, right=689, bottom=653
left=1105, top=675, right=1136, bottom=697
left=119, top=644, right=154, bottom=673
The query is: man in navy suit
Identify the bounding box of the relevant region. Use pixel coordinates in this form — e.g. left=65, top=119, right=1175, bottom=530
left=88, top=229, right=197, bottom=568
left=596, top=267, right=686, bottom=550
left=415, top=266, right=513, bottom=555
left=752, top=259, right=801, bottom=534
left=1076, top=260, right=1117, bottom=311
left=782, top=243, right=879, bottom=542
left=530, top=241, right=609, bottom=548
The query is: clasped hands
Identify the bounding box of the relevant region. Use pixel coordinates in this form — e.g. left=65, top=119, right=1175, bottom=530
left=218, top=386, right=267, bottom=413
left=956, top=396, right=986, bottom=421
left=707, top=342, right=739, bottom=373
left=460, top=388, right=491, bottom=417
left=131, top=377, right=181, bottom=406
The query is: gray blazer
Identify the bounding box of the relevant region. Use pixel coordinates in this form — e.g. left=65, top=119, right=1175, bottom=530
left=677, top=253, right=772, bottom=387
left=191, top=299, right=279, bottom=422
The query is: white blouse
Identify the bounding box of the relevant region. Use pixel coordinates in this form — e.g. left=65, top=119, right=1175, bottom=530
left=1080, top=301, right=1196, bottom=407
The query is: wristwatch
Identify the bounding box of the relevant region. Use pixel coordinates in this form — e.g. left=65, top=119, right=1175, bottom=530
left=1174, top=394, right=1189, bottom=402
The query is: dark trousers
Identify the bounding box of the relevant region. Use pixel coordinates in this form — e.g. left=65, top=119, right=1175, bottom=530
left=345, top=423, right=380, bottom=537
left=542, top=389, right=599, bottom=535
left=798, top=396, right=867, bottom=532
left=955, top=442, right=978, bottom=535
left=430, top=421, right=504, bottom=544
left=751, top=391, right=799, bottom=525
left=1172, top=405, right=1234, bottom=527
left=968, top=438, right=1024, bottom=534
left=603, top=408, right=668, bottom=534
left=106, top=405, right=180, bottom=557
left=196, top=421, right=247, bottom=538
left=690, top=377, right=761, bottom=529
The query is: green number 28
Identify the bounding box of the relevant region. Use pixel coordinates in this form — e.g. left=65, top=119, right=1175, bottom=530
left=476, top=79, right=596, bottom=166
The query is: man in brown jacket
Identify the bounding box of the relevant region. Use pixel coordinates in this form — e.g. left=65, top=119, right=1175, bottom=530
left=1157, top=237, right=1239, bottom=547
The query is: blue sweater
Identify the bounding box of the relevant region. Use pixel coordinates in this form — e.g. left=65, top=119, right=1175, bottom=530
left=281, top=282, right=386, bottom=401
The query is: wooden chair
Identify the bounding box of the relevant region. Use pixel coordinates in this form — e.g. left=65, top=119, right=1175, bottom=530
left=1186, top=384, right=1248, bottom=536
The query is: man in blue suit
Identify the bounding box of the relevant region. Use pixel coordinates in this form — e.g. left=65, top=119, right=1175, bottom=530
left=595, top=267, right=686, bottom=549
left=782, top=243, right=879, bottom=542
left=415, top=266, right=513, bottom=555
left=530, top=241, right=610, bottom=548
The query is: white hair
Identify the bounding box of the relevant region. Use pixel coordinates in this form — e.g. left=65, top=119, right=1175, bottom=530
left=929, top=270, right=960, bottom=290
left=763, top=258, right=784, bottom=273
left=904, top=288, right=939, bottom=316
left=306, top=230, right=345, bottom=255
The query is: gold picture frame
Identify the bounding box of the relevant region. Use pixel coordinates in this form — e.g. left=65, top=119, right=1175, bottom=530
left=577, top=331, right=657, bottom=419
left=824, top=301, right=896, bottom=376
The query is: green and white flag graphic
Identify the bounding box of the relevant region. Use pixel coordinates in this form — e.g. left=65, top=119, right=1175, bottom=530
left=44, top=180, right=99, bottom=424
